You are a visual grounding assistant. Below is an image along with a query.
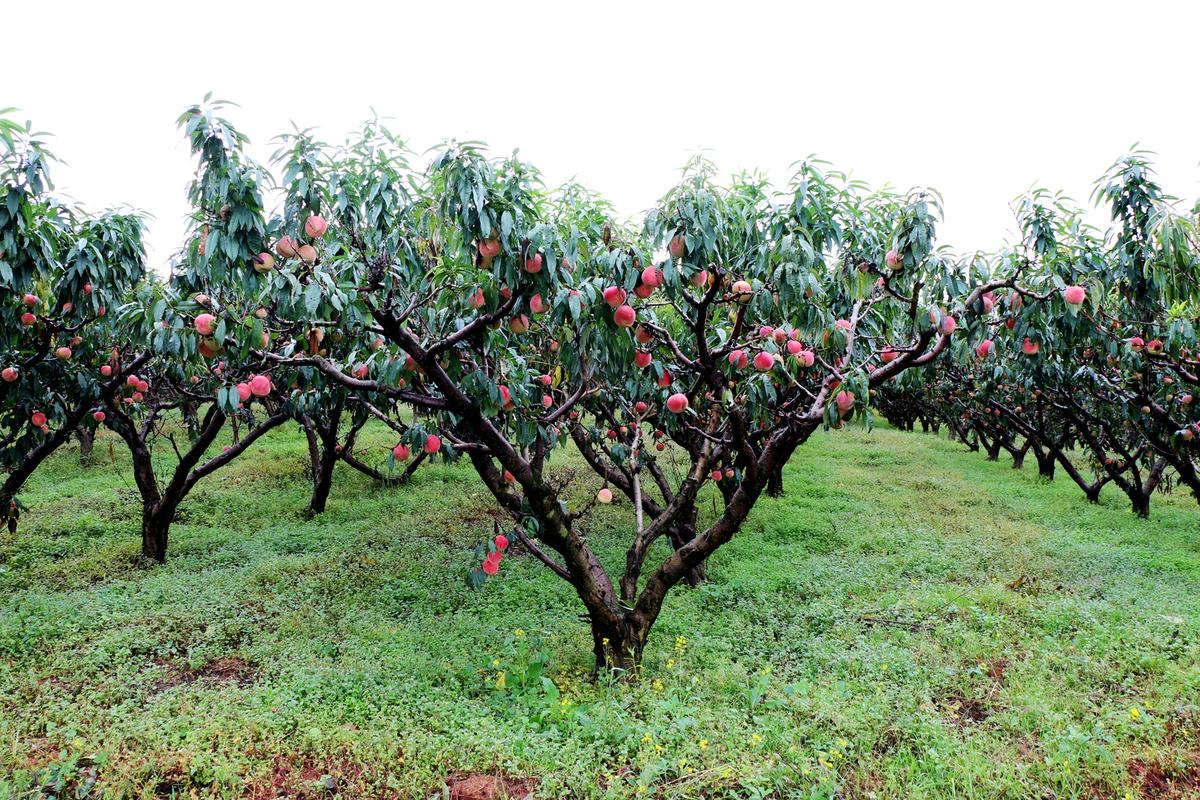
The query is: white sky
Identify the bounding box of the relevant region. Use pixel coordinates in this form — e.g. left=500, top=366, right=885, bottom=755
left=7, top=0, right=1199, bottom=273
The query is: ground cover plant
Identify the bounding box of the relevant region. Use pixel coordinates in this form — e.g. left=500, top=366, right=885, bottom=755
left=2, top=423, right=1199, bottom=799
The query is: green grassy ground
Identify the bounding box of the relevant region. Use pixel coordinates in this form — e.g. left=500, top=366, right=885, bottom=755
left=2, top=422, right=1198, bottom=799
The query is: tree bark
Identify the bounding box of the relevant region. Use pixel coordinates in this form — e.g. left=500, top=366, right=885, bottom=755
left=76, top=426, right=95, bottom=464
left=141, top=503, right=174, bottom=563
left=766, top=465, right=784, bottom=498
left=1036, top=452, right=1056, bottom=479
left=590, top=615, right=648, bottom=673
left=1130, top=493, right=1151, bottom=519
left=308, top=455, right=336, bottom=515
left=302, top=404, right=344, bottom=516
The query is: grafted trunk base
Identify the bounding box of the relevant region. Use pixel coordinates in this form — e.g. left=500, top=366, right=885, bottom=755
left=591, top=617, right=648, bottom=675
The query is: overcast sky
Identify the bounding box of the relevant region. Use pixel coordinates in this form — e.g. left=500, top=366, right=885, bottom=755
left=7, top=0, right=1198, bottom=273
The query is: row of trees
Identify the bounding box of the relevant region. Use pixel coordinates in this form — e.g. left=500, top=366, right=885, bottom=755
left=3, top=102, right=1196, bottom=669
left=877, top=156, right=1199, bottom=518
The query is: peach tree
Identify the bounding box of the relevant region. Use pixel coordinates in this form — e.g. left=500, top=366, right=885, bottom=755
left=0, top=112, right=149, bottom=531
left=885, top=156, right=1199, bottom=517
left=101, top=100, right=298, bottom=561
left=231, top=102, right=1032, bottom=671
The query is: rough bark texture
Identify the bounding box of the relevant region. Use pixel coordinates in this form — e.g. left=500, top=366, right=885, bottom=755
left=76, top=426, right=95, bottom=464
left=766, top=465, right=784, bottom=498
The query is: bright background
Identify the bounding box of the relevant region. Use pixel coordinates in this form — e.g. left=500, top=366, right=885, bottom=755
left=6, top=0, right=1199, bottom=272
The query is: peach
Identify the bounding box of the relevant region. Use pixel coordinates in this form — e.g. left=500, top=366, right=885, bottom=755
left=275, top=236, right=299, bottom=258
left=603, top=286, right=627, bottom=307
left=668, top=234, right=687, bottom=259
left=253, top=252, right=276, bottom=273
left=249, top=374, right=272, bottom=396
left=304, top=215, right=328, bottom=238
left=478, top=238, right=502, bottom=259
left=194, top=313, right=217, bottom=335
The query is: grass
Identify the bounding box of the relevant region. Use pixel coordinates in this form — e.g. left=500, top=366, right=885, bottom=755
left=1, top=421, right=1199, bottom=799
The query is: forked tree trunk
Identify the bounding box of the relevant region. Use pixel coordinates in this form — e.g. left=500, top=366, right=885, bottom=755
left=302, top=408, right=343, bottom=517
left=590, top=616, right=649, bottom=673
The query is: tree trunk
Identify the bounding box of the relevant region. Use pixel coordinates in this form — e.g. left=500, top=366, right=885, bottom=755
left=1085, top=486, right=1102, bottom=504
left=141, top=503, right=173, bottom=563
left=308, top=462, right=334, bottom=515
left=77, top=426, right=95, bottom=464
left=766, top=465, right=784, bottom=498
left=986, top=440, right=1002, bottom=461
left=590, top=615, right=648, bottom=674
left=1010, top=449, right=1025, bottom=469
left=1130, top=493, right=1151, bottom=519
left=1, top=490, right=18, bottom=534
left=1036, top=452, right=1056, bottom=479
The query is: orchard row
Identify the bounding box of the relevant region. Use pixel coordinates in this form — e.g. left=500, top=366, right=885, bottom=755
left=2, top=105, right=1196, bottom=670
